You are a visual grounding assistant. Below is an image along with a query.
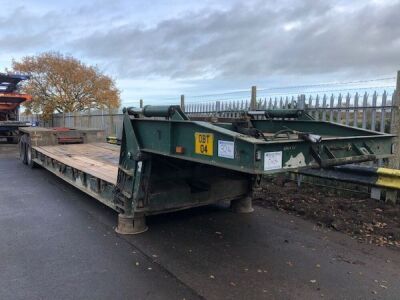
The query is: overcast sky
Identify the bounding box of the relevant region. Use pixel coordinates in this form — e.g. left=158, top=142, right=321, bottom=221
left=0, top=0, right=399, bottom=105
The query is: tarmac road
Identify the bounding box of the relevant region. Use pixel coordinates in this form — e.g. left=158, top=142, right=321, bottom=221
left=1, top=143, right=399, bottom=300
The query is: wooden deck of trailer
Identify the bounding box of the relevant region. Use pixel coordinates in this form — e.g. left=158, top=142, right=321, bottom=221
left=32, top=143, right=120, bottom=185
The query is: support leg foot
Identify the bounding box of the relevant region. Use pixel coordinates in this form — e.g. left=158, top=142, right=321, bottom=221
left=231, top=196, right=254, bottom=213
left=115, top=213, right=148, bottom=235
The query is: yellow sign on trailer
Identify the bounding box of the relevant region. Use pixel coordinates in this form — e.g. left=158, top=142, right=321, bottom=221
left=195, top=132, right=214, bottom=156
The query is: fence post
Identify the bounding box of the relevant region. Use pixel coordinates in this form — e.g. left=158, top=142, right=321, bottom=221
left=298, top=94, right=306, bottom=110
left=250, top=86, right=257, bottom=110
left=180, top=95, right=185, bottom=111
left=215, top=101, right=221, bottom=117
left=109, top=108, right=115, bottom=136
left=88, top=108, right=91, bottom=128
left=386, top=70, right=400, bottom=204
left=140, top=99, right=143, bottom=108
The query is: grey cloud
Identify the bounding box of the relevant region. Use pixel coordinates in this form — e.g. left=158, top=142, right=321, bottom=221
left=0, top=2, right=125, bottom=54
left=0, top=33, right=52, bottom=52
left=0, top=10, right=57, bottom=54
left=70, top=0, right=400, bottom=80
left=271, top=1, right=400, bottom=75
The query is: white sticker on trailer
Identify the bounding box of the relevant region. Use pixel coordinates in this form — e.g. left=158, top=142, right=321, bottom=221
left=264, top=151, right=282, bottom=170
left=218, top=140, right=234, bottom=159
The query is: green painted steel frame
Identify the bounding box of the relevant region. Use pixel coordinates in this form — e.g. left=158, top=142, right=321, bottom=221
left=122, top=116, right=393, bottom=175
left=114, top=113, right=255, bottom=218
left=113, top=110, right=393, bottom=218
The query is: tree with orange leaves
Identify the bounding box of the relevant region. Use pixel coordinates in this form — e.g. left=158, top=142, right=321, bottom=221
left=12, top=52, right=120, bottom=120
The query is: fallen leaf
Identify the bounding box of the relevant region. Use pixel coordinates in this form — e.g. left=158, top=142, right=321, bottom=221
left=380, top=285, right=388, bottom=289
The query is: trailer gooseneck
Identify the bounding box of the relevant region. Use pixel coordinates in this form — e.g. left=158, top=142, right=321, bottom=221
left=19, top=105, right=394, bottom=234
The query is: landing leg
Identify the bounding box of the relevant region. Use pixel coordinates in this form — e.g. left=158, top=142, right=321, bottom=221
left=115, top=213, right=148, bottom=234
left=230, top=196, right=254, bottom=213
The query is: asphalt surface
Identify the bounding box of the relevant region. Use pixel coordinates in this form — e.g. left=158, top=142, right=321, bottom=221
left=1, top=143, right=400, bottom=300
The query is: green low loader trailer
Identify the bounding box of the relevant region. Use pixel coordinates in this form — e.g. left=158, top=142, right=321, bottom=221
left=19, top=106, right=395, bottom=234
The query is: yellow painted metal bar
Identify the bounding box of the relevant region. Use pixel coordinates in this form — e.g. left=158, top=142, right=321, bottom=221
left=376, top=167, right=400, bottom=189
